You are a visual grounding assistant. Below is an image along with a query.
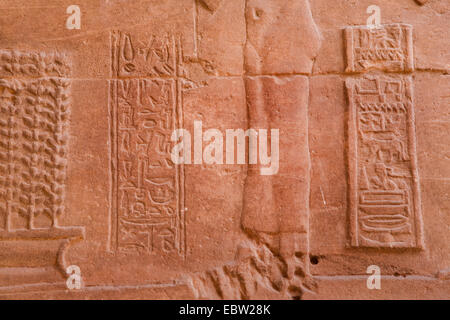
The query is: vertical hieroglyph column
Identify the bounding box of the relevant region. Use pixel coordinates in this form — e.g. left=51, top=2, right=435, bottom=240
left=109, top=31, right=186, bottom=257
left=344, top=24, right=424, bottom=248
left=242, top=0, right=321, bottom=270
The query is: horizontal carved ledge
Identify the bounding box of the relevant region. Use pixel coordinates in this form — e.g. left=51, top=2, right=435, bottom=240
left=0, top=226, right=85, bottom=241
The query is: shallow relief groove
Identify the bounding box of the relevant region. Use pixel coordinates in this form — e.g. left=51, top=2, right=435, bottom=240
left=0, top=49, right=84, bottom=289
left=344, top=24, right=424, bottom=249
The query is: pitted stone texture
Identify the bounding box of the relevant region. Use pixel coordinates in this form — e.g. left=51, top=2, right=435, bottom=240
left=244, top=0, right=322, bottom=75
left=0, top=0, right=448, bottom=300
left=310, top=0, right=450, bottom=74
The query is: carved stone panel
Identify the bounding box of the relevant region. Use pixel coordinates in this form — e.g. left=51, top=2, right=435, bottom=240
left=0, top=50, right=84, bottom=287
left=0, top=0, right=448, bottom=300
left=346, top=75, right=424, bottom=248
left=344, top=24, right=414, bottom=73
left=109, top=32, right=185, bottom=257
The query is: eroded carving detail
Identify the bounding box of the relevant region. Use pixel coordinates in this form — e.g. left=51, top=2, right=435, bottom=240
left=345, top=24, right=414, bottom=73
left=109, top=32, right=186, bottom=257
left=188, top=0, right=321, bottom=300
left=0, top=50, right=71, bottom=78
left=346, top=75, right=424, bottom=248
left=0, top=49, right=84, bottom=287
left=188, top=239, right=315, bottom=300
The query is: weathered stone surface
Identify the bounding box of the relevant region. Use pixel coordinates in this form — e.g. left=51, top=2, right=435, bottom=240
left=302, top=276, right=449, bottom=300
left=346, top=75, right=423, bottom=248
left=308, top=70, right=449, bottom=278
left=344, top=24, right=414, bottom=73
left=310, top=0, right=450, bottom=74
left=244, top=0, right=321, bottom=75
left=0, top=0, right=448, bottom=300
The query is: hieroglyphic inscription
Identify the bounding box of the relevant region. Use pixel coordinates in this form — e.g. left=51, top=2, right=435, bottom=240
left=0, top=50, right=71, bottom=231
left=110, top=31, right=177, bottom=78
left=346, top=75, right=424, bottom=248
left=345, top=24, right=414, bottom=73
left=109, top=31, right=185, bottom=256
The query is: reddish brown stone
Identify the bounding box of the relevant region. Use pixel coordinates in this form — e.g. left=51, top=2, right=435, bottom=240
left=0, top=0, right=448, bottom=300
